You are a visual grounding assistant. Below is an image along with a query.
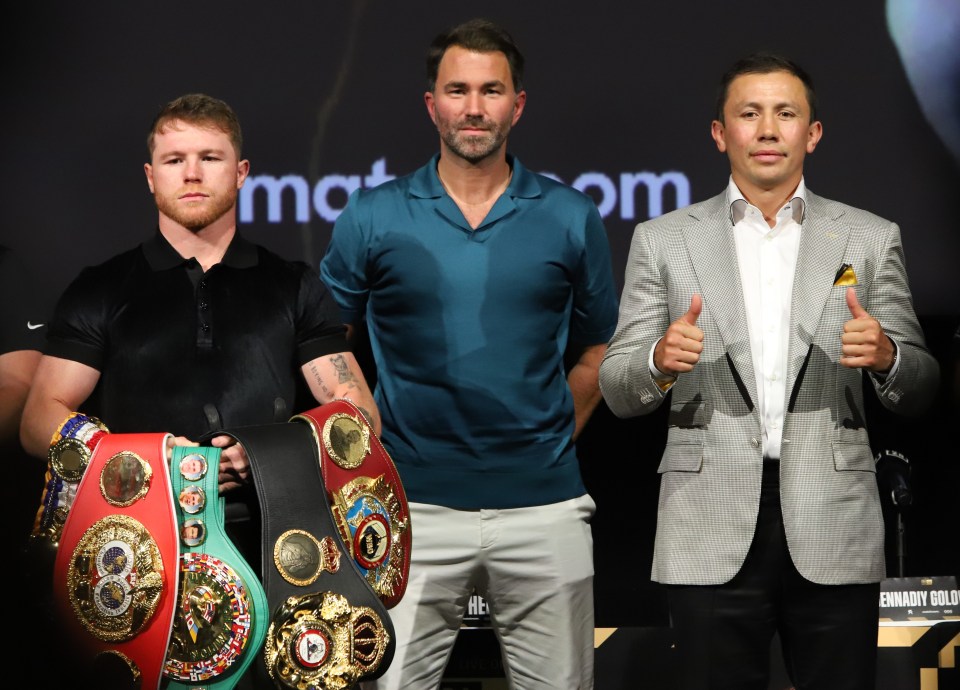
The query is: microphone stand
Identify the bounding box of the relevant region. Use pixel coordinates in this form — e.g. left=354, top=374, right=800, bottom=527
left=894, top=512, right=906, bottom=578
left=875, top=449, right=913, bottom=578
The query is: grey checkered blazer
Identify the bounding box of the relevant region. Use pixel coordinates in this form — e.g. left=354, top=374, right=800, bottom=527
left=599, top=190, right=939, bottom=586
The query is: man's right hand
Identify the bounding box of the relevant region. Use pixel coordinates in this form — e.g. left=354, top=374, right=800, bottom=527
left=654, top=294, right=704, bottom=376
left=166, top=434, right=248, bottom=494
left=210, top=435, right=250, bottom=494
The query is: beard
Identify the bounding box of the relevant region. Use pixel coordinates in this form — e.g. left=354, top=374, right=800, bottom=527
left=437, top=113, right=511, bottom=164
left=153, top=186, right=237, bottom=232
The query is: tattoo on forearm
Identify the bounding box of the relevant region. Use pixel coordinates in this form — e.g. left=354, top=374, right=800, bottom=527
left=329, top=354, right=359, bottom=390
left=308, top=362, right=334, bottom=399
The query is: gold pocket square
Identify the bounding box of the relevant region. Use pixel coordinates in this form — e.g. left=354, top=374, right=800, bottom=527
left=833, top=263, right=858, bottom=286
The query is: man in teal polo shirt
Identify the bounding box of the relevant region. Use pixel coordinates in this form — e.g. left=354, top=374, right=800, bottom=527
left=320, top=17, right=618, bottom=690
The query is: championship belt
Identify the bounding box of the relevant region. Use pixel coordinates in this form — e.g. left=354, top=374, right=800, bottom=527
left=219, top=422, right=394, bottom=689
left=31, top=413, right=110, bottom=546
left=162, top=446, right=269, bottom=690
left=291, top=400, right=411, bottom=610
left=53, top=433, right=179, bottom=690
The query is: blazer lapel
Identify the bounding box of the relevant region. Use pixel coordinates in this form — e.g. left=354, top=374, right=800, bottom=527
left=684, top=195, right=759, bottom=408
left=787, top=193, right=850, bottom=386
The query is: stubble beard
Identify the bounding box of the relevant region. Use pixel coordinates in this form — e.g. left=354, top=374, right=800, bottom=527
left=439, top=115, right=510, bottom=164
left=154, top=187, right=237, bottom=233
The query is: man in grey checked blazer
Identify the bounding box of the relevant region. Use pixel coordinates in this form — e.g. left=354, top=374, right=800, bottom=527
left=599, top=53, right=939, bottom=690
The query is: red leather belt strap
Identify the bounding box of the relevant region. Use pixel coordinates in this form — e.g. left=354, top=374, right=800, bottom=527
left=292, top=399, right=411, bottom=609
left=53, top=432, right=179, bottom=690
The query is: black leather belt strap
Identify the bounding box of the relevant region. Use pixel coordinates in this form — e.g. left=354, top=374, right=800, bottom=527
left=219, top=422, right=395, bottom=689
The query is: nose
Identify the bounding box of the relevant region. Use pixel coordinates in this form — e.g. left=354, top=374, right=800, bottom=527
left=464, top=91, right=483, bottom=116
left=183, top=156, right=202, bottom=182
left=758, top=112, right=779, bottom=140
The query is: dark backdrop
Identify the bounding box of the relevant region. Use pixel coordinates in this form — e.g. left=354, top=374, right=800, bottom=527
left=3, top=1, right=957, bottom=626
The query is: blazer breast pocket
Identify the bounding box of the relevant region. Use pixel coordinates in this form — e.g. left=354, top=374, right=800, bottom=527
left=831, top=281, right=870, bottom=300
left=831, top=284, right=850, bottom=300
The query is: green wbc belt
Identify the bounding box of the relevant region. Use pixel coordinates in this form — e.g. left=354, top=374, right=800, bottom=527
left=163, top=445, right=268, bottom=689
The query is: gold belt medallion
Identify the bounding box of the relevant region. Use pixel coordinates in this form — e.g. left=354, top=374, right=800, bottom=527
left=273, top=529, right=341, bottom=587
left=49, top=436, right=92, bottom=483
left=163, top=553, right=254, bottom=682
left=333, top=475, right=408, bottom=602
left=264, top=591, right=390, bottom=689
left=322, top=412, right=371, bottom=470
left=66, top=514, right=165, bottom=642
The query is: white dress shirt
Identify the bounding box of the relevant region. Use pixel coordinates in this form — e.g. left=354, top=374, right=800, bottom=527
left=728, top=177, right=805, bottom=460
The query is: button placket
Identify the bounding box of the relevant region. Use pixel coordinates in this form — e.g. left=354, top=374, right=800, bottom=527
left=196, top=277, right=213, bottom=347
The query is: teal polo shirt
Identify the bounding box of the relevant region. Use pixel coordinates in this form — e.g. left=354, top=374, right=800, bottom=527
left=321, top=155, right=618, bottom=509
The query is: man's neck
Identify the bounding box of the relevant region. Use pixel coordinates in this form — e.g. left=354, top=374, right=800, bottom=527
left=734, top=175, right=802, bottom=228
left=158, top=215, right=236, bottom=272
left=436, top=152, right=512, bottom=206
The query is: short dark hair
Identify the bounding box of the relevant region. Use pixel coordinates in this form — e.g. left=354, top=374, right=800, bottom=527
left=715, top=52, right=818, bottom=124
left=147, top=93, right=243, bottom=158
left=426, top=18, right=525, bottom=93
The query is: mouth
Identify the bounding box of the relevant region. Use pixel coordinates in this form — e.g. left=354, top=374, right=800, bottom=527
left=751, top=150, right=784, bottom=163
left=458, top=120, right=490, bottom=134
left=179, top=192, right=208, bottom=201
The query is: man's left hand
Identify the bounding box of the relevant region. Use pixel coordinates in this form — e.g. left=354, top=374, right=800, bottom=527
left=841, top=287, right=895, bottom=373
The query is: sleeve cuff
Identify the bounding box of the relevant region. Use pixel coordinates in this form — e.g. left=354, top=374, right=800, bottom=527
left=648, top=337, right=677, bottom=392
left=871, top=338, right=901, bottom=382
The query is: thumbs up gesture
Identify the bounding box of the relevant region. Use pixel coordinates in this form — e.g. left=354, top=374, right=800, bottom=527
left=654, top=294, right=704, bottom=375
left=841, top=288, right=896, bottom=373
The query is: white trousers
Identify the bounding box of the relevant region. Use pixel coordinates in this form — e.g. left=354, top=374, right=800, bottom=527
left=363, top=495, right=597, bottom=690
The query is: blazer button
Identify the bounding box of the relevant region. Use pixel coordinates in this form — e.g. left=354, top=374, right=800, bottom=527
left=750, top=438, right=760, bottom=448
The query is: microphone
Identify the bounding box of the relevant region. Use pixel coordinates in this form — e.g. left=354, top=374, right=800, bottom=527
left=875, top=449, right=913, bottom=511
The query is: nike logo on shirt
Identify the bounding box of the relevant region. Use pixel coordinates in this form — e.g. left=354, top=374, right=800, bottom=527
left=27, top=322, right=45, bottom=330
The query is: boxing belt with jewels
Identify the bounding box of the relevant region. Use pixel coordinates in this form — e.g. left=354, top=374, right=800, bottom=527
left=218, top=422, right=395, bottom=689
left=31, top=413, right=110, bottom=547
left=162, top=445, right=269, bottom=690
left=291, top=400, right=411, bottom=610
left=53, top=432, right=179, bottom=690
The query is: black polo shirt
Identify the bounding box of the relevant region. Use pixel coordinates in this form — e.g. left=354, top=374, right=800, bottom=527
left=1, top=245, right=47, bottom=355
left=46, top=229, right=348, bottom=438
